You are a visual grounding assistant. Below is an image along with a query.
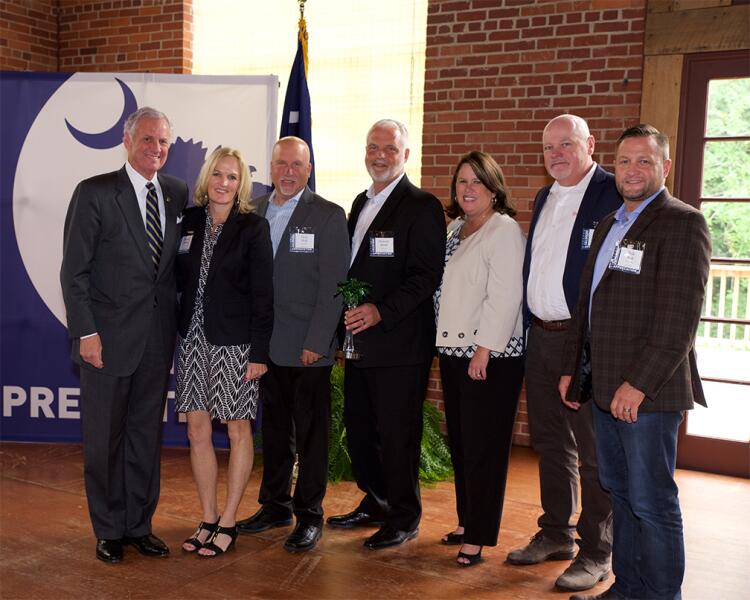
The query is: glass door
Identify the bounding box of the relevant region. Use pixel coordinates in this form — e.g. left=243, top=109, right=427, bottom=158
left=675, top=51, right=749, bottom=478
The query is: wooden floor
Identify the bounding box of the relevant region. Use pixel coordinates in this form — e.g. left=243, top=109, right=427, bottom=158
left=1, top=442, right=748, bottom=600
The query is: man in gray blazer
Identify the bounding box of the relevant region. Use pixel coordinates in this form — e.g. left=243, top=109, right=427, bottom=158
left=237, top=136, right=350, bottom=552
left=60, top=107, right=188, bottom=563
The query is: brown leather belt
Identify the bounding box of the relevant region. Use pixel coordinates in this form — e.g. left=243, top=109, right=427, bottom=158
left=532, top=316, right=571, bottom=332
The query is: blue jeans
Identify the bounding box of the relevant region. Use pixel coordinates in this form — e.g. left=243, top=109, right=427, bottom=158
left=593, top=405, right=685, bottom=600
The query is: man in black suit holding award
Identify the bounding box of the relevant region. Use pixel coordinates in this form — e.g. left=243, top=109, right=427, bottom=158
left=326, top=119, right=445, bottom=549
left=60, top=107, right=188, bottom=563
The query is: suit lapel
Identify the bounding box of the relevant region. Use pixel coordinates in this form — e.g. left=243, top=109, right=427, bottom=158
left=368, top=175, right=409, bottom=232
left=350, top=175, right=409, bottom=268
left=276, top=188, right=315, bottom=263
left=157, top=174, right=180, bottom=278
left=114, top=167, right=152, bottom=271
left=593, top=191, right=666, bottom=291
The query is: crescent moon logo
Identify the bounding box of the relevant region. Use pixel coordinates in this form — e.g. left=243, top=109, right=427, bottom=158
left=64, top=78, right=138, bottom=149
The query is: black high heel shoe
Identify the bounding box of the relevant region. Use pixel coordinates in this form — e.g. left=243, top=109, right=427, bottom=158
left=198, top=524, right=238, bottom=558
left=457, top=547, right=483, bottom=567
left=182, top=518, right=220, bottom=553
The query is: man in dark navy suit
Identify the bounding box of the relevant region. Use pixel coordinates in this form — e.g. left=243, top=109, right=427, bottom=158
left=507, top=115, right=620, bottom=592
left=326, top=119, right=445, bottom=549
left=61, top=107, right=188, bottom=563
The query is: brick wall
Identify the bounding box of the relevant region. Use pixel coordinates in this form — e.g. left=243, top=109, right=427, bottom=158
left=58, top=0, right=192, bottom=73
left=0, top=0, right=193, bottom=73
left=0, top=0, right=58, bottom=70
left=421, top=0, right=647, bottom=445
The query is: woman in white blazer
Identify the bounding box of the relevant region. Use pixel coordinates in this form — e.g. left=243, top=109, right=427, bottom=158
left=434, top=151, right=525, bottom=567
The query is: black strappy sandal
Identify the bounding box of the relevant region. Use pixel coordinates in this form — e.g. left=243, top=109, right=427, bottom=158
left=457, top=547, right=483, bottom=567
left=182, top=518, right=220, bottom=553
left=198, top=524, right=238, bottom=558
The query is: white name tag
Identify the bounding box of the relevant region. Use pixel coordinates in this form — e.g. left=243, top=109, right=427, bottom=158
left=581, top=228, right=595, bottom=250
left=178, top=233, right=193, bottom=254
left=609, top=239, right=645, bottom=274
left=370, top=232, right=395, bottom=257
left=290, top=229, right=315, bottom=253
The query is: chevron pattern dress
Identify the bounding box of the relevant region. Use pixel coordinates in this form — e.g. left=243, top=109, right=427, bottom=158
left=175, top=213, right=258, bottom=420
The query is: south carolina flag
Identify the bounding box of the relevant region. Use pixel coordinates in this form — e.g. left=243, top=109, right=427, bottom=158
left=280, top=12, right=315, bottom=190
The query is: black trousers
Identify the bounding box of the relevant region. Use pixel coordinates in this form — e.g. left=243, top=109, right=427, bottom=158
left=525, top=322, right=612, bottom=560
left=258, top=362, right=332, bottom=525
left=343, top=360, right=431, bottom=532
left=440, top=353, right=524, bottom=547
left=78, top=313, right=170, bottom=539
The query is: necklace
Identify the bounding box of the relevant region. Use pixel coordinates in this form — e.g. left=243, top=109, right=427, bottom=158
left=459, top=211, right=492, bottom=240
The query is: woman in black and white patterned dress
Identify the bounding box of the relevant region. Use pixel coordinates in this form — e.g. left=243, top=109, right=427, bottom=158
left=434, top=151, right=526, bottom=567
left=175, top=147, right=273, bottom=558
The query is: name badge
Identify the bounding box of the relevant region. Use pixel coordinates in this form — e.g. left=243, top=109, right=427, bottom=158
left=370, top=231, right=394, bottom=257
left=290, top=227, right=315, bottom=253
left=581, top=223, right=597, bottom=250
left=609, top=238, right=645, bottom=274
left=178, top=233, right=193, bottom=254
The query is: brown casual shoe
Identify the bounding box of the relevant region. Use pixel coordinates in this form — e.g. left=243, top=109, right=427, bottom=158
left=556, top=554, right=611, bottom=591
left=506, top=531, right=575, bottom=565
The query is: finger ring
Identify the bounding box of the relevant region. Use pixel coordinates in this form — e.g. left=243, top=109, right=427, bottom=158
left=624, top=408, right=631, bottom=413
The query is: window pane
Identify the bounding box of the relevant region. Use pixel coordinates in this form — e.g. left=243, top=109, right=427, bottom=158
left=701, top=202, right=750, bottom=260
left=702, top=140, right=750, bottom=198
left=692, top=344, right=750, bottom=443
left=687, top=384, right=750, bottom=443
left=705, top=77, right=750, bottom=137
left=193, top=0, right=428, bottom=212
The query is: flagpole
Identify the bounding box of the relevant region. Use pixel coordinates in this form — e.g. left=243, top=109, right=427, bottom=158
left=298, top=0, right=308, bottom=78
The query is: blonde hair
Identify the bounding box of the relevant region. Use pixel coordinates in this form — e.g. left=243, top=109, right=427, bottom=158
left=193, top=147, right=252, bottom=213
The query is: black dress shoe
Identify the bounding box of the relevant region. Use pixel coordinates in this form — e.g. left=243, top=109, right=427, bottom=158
left=96, top=538, right=123, bottom=564
left=283, top=522, right=322, bottom=552
left=237, top=508, right=293, bottom=534
left=122, top=533, right=169, bottom=557
left=364, top=526, right=418, bottom=549
left=326, top=509, right=384, bottom=529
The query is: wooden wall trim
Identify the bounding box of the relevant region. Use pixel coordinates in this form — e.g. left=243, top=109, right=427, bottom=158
left=640, top=54, right=684, bottom=190
left=649, top=0, right=730, bottom=13
left=645, top=4, right=750, bottom=55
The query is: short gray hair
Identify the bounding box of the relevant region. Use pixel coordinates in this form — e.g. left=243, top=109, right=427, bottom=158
left=123, top=107, right=173, bottom=141
left=367, top=118, right=409, bottom=149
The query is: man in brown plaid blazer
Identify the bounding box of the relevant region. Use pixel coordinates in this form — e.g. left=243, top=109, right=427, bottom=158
left=559, top=125, right=711, bottom=600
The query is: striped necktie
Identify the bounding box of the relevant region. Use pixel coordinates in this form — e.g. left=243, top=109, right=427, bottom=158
left=145, top=182, right=163, bottom=276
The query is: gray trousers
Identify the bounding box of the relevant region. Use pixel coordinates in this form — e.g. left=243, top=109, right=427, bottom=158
left=79, top=313, right=170, bottom=539
left=525, top=321, right=612, bottom=560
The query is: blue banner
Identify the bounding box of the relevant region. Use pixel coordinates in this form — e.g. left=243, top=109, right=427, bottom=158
left=0, top=72, right=277, bottom=446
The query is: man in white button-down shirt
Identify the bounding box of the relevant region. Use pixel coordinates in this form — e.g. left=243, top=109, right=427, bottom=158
left=507, top=115, right=621, bottom=593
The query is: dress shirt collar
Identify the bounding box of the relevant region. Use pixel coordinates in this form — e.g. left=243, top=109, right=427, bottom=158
left=365, top=172, right=405, bottom=203
left=269, top=187, right=304, bottom=207
left=613, top=187, right=663, bottom=224
left=549, top=162, right=598, bottom=197
left=125, top=160, right=160, bottom=194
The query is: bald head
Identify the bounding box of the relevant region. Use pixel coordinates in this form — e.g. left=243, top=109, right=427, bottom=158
left=271, top=136, right=312, bottom=202
left=542, top=114, right=595, bottom=186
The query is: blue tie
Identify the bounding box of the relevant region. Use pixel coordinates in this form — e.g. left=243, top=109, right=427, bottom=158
left=145, top=182, right=163, bottom=276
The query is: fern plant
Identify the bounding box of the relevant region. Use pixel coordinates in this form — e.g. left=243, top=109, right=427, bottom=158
left=327, top=364, right=453, bottom=484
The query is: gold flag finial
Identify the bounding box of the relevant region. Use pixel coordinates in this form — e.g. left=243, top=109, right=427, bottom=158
left=297, top=0, right=309, bottom=77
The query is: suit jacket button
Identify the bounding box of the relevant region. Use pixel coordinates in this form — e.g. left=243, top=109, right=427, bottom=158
left=458, top=332, right=465, bottom=339
left=442, top=331, right=448, bottom=338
